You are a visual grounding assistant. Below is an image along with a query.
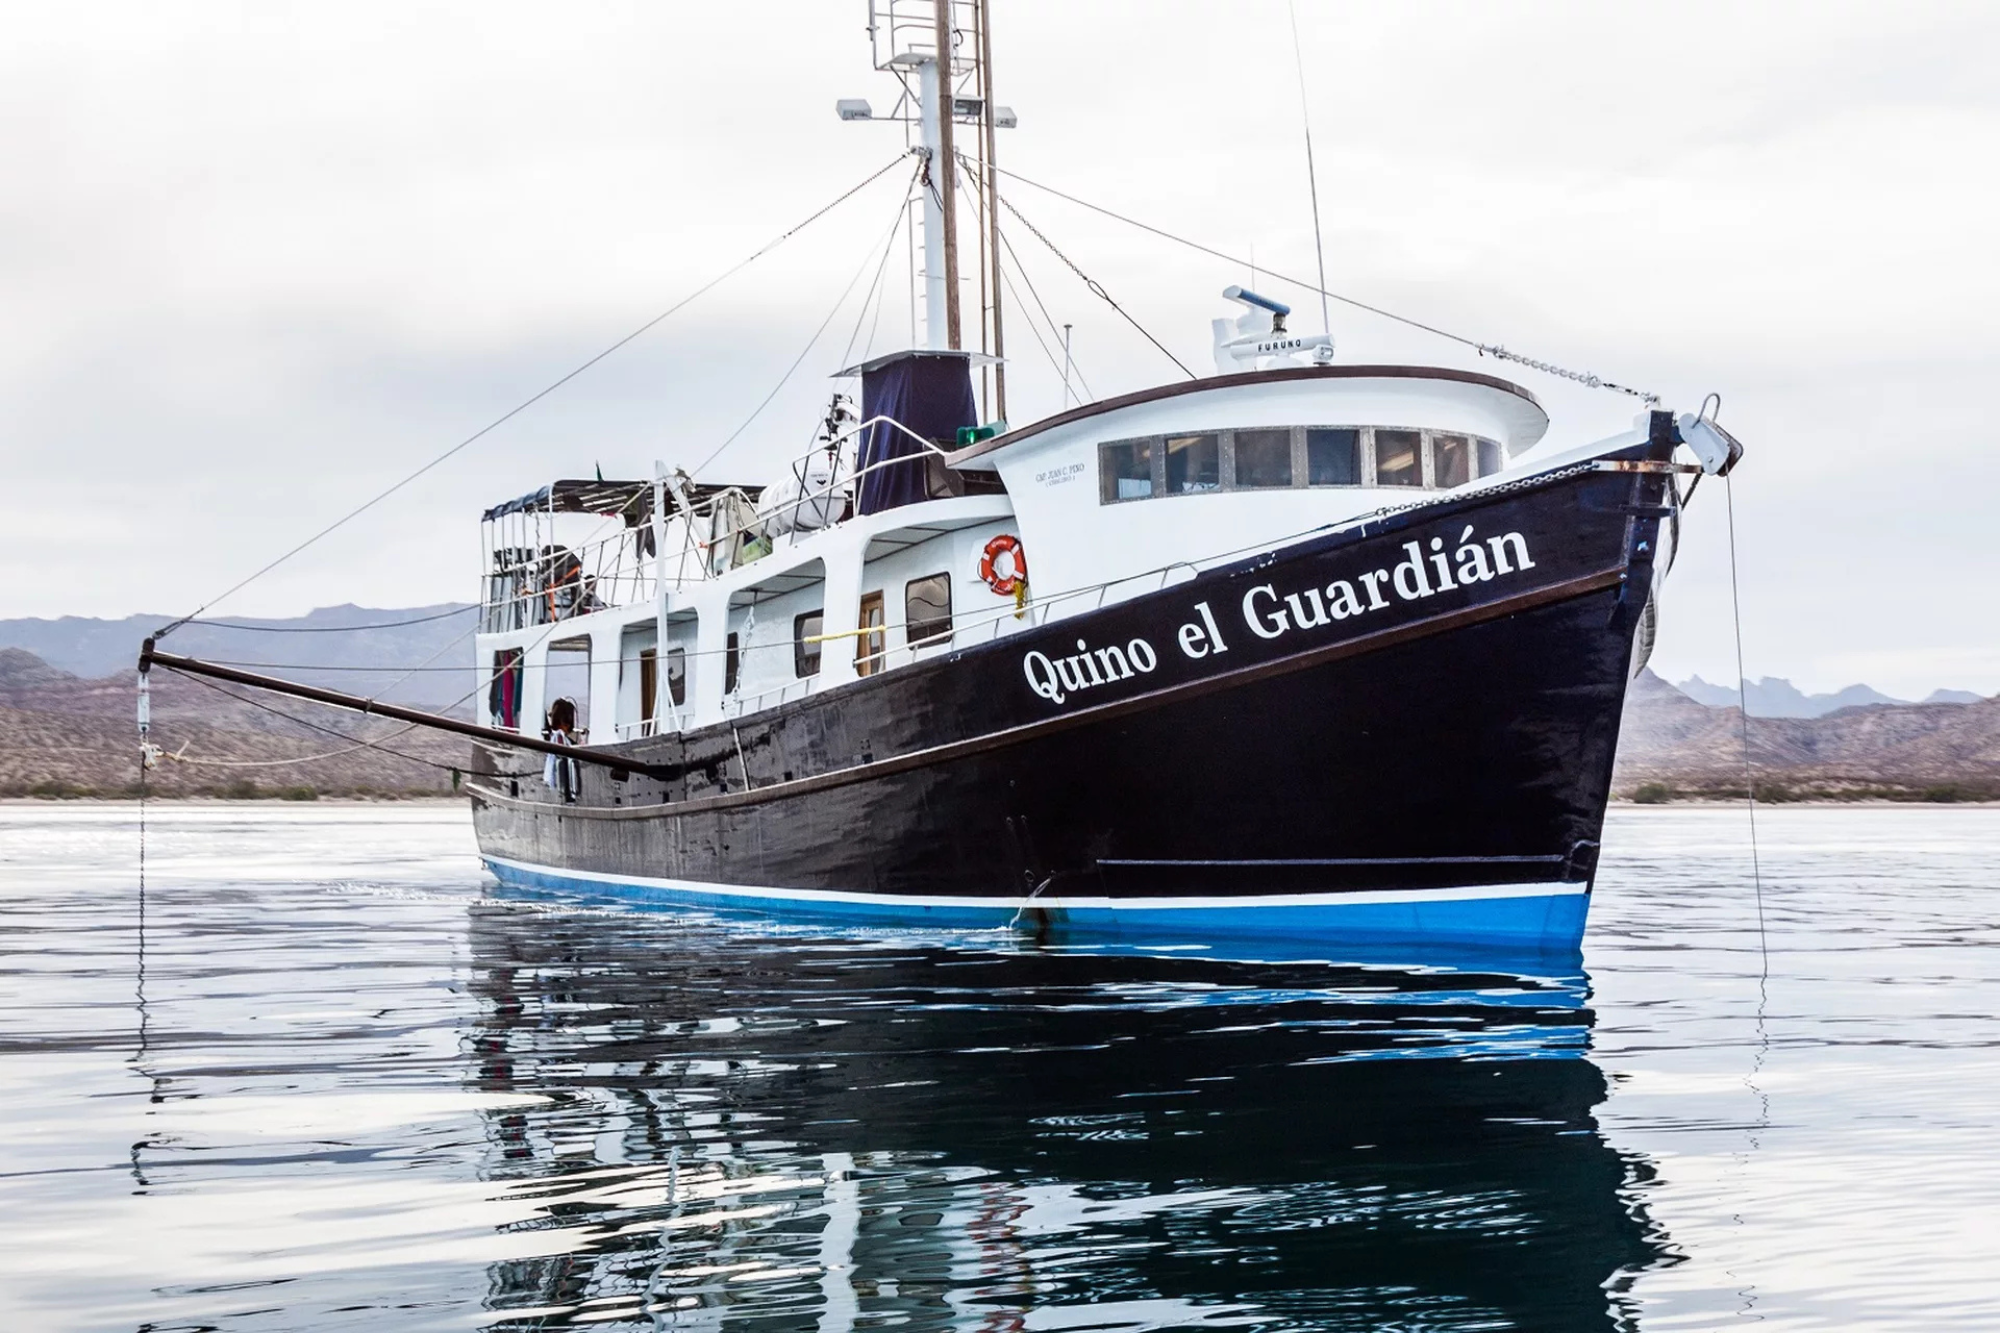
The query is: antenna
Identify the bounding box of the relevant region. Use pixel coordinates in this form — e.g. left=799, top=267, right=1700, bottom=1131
left=1287, top=0, right=1333, bottom=342
left=1062, top=323, right=1074, bottom=407
left=842, top=2, right=1017, bottom=359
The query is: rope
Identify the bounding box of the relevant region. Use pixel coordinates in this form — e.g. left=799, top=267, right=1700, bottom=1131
left=995, top=234, right=1095, bottom=401
left=992, top=165, right=1659, bottom=405
left=159, top=668, right=467, bottom=774
left=687, top=166, right=920, bottom=479
left=989, top=190, right=1196, bottom=380
left=837, top=190, right=911, bottom=373
left=956, top=171, right=1097, bottom=401
left=151, top=155, right=913, bottom=642
left=182, top=606, right=476, bottom=633
left=1724, top=473, right=1768, bottom=980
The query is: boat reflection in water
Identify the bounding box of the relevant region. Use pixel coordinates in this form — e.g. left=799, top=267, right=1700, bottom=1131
left=465, top=893, right=1673, bottom=1330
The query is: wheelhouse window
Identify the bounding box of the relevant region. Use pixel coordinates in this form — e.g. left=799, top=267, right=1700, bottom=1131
left=1432, top=433, right=1472, bottom=489
left=1099, top=439, right=1155, bottom=503
left=1306, top=428, right=1360, bottom=486
left=724, top=633, right=740, bottom=694
left=1374, top=429, right=1423, bottom=487
left=1096, top=425, right=1505, bottom=503
left=905, top=573, right=953, bottom=647
left=1232, top=429, right=1292, bottom=488
left=1164, top=433, right=1220, bottom=493
left=794, top=611, right=823, bottom=678
left=1477, top=438, right=1505, bottom=477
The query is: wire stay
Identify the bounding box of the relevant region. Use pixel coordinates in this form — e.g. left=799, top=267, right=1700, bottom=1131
left=152, top=155, right=914, bottom=643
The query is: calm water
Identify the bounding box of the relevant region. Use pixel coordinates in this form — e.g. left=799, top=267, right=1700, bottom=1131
left=1, top=804, right=1996, bottom=1331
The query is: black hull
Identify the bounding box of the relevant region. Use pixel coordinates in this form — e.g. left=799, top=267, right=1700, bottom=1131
left=470, top=422, right=1678, bottom=946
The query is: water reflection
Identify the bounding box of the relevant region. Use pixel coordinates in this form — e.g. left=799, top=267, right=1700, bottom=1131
left=466, top=897, right=1671, bottom=1330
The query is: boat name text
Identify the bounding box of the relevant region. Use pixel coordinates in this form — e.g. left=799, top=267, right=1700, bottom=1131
left=1021, top=526, right=1535, bottom=706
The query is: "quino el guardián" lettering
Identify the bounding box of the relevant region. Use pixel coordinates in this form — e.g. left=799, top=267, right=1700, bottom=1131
left=1021, top=526, right=1535, bottom=706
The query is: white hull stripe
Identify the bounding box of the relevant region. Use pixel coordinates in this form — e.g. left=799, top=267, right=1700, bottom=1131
left=480, top=855, right=1585, bottom=912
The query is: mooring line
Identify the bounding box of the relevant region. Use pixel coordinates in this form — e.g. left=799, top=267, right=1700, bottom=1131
left=1724, top=472, right=1768, bottom=981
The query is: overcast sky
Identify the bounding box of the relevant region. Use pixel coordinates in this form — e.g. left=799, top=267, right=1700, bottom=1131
left=4, top=1, right=1995, bottom=697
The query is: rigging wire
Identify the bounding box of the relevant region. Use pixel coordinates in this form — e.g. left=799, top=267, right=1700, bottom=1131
left=837, top=185, right=913, bottom=374
left=995, top=242, right=1093, bottom=402
left=1286, top=0, right=1334, bottom=341
left=992, top=165, right=1659, bottom=404
left=159, top=668, right=470, bottom=774
left=987, top=189, right=1196, bottom=380
left=151, top=154, right=913, bottom=643
left=1725, top=473, right=1769, bottom=981
left=957, top=172, right=1097, bottom=402
left=181, top=605, right=477, bottom=633
left=686, top=168, right=920, bottom=479
left=986, top=212, right=1097, bottom=399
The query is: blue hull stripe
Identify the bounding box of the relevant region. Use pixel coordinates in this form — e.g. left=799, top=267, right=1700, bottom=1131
left=481, top=856, right=1590, bottom=950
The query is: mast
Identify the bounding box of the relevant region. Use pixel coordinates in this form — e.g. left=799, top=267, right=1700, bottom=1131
left=848, top=3, right=1011, bottom=360
left=931, top=3, right=961, bottom=350
left=977, top=0, right=1005, bottom=418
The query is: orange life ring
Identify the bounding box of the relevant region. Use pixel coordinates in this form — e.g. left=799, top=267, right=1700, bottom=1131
left=978, top=533, right=1027, bottom=596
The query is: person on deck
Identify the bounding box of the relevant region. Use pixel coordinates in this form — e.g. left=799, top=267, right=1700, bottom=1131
left=542, top=697, right=582, bottom=803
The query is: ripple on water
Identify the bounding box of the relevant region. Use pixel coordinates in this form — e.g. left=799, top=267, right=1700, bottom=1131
left=0, top=803, right=1997, bottom=1330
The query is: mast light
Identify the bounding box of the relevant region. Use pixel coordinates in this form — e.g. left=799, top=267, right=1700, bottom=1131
left=836, top=99, right=874, bottom=121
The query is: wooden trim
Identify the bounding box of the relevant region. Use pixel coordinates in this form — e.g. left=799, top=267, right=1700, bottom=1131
left=466, top=566, right=1627, bottom=823
left=946, top=364, right=1544, bottom=466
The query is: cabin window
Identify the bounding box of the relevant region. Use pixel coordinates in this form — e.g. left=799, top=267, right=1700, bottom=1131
left=1164, top=433, right=1220, bottom=493
left=1099, top=439, right=1155, bottom=502
left=1232, top=429, right=1292, bottom=488
left=1432, top=433, right=1472, bottom=489
left=1306, top=428, right=1361, bottom=485
left=905, top=573, right=953, bottom=648
left=637, top=648, right=657, bottom=725
left=794, top=611, right=823, bottom=678
left=489, top=648, right=524, bottom=729
left=1373, top=429, right=1423, bottom=487
left=1477, top=438, right=1505, bottom=477
left=666, top=647, right=687, bottom=706
left=856, top=592, right=886, bottom=676
left=724, top=633, right=740, bottom=694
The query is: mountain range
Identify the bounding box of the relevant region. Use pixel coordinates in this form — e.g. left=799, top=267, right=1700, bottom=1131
left=0, top=604, right=479, bottom=710
left=1676, top=674, right=1985, bottom=718
left=0, top=607, right=1992, bottom=801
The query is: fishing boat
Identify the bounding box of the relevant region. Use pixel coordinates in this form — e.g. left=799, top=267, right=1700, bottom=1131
left=143, top=0, right=1744, bottom=953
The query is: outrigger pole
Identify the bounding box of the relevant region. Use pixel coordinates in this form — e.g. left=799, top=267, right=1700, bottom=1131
left=137, top=642, right=671, bottom=780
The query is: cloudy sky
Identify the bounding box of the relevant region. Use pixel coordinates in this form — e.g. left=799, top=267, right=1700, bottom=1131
left=4, top=1, right=1995, bottom=696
